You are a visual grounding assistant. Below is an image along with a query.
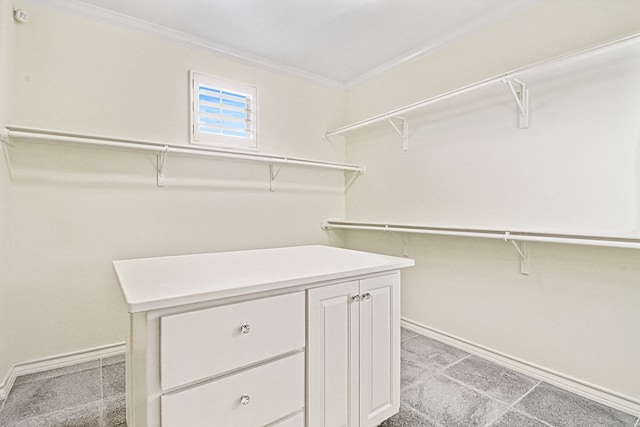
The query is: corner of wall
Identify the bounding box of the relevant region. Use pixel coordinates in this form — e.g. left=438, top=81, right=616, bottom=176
left=0, top=0, right=16, bottom=393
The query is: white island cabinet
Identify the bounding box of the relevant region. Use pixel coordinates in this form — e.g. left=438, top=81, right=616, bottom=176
left=113, top=245, right=414, bottom=427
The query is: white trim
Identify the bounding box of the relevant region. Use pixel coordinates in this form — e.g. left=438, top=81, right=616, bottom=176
left=0, top=342, right=125, bottom=400
left=401, top=319, right=640, bottom=417
left=22, top=0, right=344, bottom=89
left=343, top=0, right=539, bottom=89
left=23, top=0, right=537, bottom=90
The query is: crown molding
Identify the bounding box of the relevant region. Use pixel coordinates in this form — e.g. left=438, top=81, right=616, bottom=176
left=22, top=0, right=538, bottom=91
left=344, top=0, right=539, bottom=89
left=22, top=0, right=346, bottom=89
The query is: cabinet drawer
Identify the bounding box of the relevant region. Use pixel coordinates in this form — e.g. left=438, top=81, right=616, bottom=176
left=161, top=292, right=305, bottom=390
left=269, top=411, right=304, bottom=427
left=161, top=352, right=305, bottom=427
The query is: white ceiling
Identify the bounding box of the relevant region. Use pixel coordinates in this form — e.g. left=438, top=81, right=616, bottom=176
left=34, top=0, right=539, bottom=87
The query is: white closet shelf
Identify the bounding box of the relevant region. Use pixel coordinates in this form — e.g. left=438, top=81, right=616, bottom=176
left=322, top=220, right=640, bottom=274
left=322, top=220, right=640, bottom=249
left=326, top=32, right=640, bottom=150
left=2, top=125, right=364, bottom=188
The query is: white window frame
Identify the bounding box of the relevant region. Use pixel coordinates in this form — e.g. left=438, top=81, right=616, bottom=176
left=190, top=71, right=258, bottom=150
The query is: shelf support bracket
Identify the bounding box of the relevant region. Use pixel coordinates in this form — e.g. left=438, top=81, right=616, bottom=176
left=1, top=127, right=13, bottom=147
left=270, top=163, right=283, bottom=192
left=402, top=234, right=410, bottom=258
left=505, top=232, right=530, bottom=275
left=1, top=127, right=14, bottom=180
left=345, top=167, right=365, bottom=191
left=386, top=116, right=409, bottom=151
left=504, top=78, right=529, bottom=129
left=156, top=146, right=168, bottom=187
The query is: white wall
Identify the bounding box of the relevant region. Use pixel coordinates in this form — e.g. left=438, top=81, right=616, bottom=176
left=5, top=0, right=640, bottom=412
left=344, top=0, right=640, bottom=409
left=3, top=0, right=346, bottom=382
left=0, top=0, right=15, bottom=385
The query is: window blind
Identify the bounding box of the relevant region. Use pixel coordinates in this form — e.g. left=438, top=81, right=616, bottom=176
left=191, top=72, right=257, bottom=149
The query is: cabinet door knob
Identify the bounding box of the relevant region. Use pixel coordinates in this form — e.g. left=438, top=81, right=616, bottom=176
left=240, top=395, right=251, bottom=405
left=240, top=324, right=251, bottom=334
left=352, top=295, right=360, bottom=302
left=362, top=292, right=371, bottom=300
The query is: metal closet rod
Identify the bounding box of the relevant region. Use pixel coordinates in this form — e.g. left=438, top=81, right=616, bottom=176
left=322, top=220, right=640, bottom=250
left=3, top=125, right=364, bottom=173
left=326, top=32, right=640, bottom=137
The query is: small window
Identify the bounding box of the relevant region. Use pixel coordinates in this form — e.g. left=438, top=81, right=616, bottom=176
left=190, top=71, right=257, bottom=150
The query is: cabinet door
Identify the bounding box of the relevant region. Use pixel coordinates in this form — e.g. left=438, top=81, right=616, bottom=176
left=359, top=273, right=401, bottom=427
left=307, top=281, right=360, bottom=427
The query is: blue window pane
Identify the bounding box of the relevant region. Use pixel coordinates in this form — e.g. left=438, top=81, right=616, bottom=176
left=199, top=117, right=223, bottom=126
left=197, top=83, right=252, bottom=141
left=223, top=130, right=248, bottom=137
left=200, top=105, right=221, bottom=115
left=222, top=109, right=248, bottom=119
left=201, top=87, right=221, bottom=95
left=199, top=126, right=222, bottom=134
left=221, top=89, right=244, bottom=98
left=222, top=99, right=247, bottom=109
left=199, top=94, right=221, bottom=104
left=224, top=119, right=246, bottom=129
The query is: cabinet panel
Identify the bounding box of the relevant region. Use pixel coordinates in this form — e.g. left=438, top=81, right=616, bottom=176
left=161, top=352, right=305, bottom=427
left=269, top=411, right=305, bottom=426
left=359, top=273, right=400, bottom=426
left=307, top=281, right=360, bottom=427
left=307, top=273, right=401, bottom=427
left=160, top=292, right=304, bottom=390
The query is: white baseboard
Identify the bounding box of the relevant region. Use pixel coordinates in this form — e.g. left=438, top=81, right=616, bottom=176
left=401, top=318, right=640, bottom=417
left=0, top=342, right=125, bottom=401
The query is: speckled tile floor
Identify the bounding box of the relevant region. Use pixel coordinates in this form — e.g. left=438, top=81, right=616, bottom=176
left=0, top=332, right=637, bottom=427
left=381, top=329, right=640, bottom=427
left=0, top=354, right=126, bottom=427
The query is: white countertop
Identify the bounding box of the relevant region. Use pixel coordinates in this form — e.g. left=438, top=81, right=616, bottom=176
left=113, top=245, right=415, bottom=312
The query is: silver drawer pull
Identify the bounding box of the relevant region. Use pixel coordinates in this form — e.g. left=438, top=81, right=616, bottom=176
left=240, top=395, right=251, bottom=406
left=362, top=292, right=371, bottom=300
left=352, top=295, right=360, bottom=302
left=240, top=324, right=251, bottom=334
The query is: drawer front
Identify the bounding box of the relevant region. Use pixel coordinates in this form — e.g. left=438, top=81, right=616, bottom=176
left=161, top=352, right=305, bottom=427
left=269, top=411, right=304, bottom=427
left=161, top=292, right=305, bottom=390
